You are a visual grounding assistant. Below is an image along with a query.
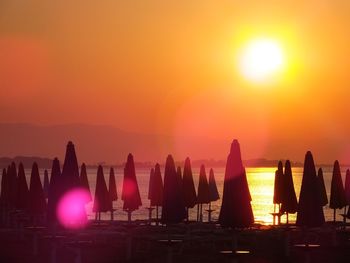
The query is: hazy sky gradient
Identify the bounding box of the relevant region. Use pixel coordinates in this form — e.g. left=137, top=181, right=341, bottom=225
left=1, top=1, right=350, bottom=163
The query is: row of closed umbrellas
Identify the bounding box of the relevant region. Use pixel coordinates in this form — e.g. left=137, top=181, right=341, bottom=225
left=273, top=152, right=350, bottom=226
left=0, top=140, right=253, bottom=228
left=2, top=139, right=349, bottom=229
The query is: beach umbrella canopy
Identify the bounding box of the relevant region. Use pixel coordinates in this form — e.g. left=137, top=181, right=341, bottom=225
left=208, top=168, right=220, bottom=202
left=0, top=168, right=9, bottom=207
left=47, top=158, right=62, bottom=224
left=79, top=163, right=92, bottom=202
left=93, top=165, right=112, bottom=213
left=43, top=170, right=50, bottom=199
left=16, top=163, right=29, bottom=210
left=28, top=162, right=47, bottom=215
left=61, top=141, right=80, bottom=193
left=219, top=140, right=254, bottom=228
left=182, top=158, right=197, bottom=209
left=345, top=169, right=350, bottom=205
left=296, top=151, right=325, bottom=227
left=273, top=161, right=284, bottom=205
left=8, top=162, right=18, bottom=208
left=148, top=168, right=155, bottom=202
left=317, top=168, right=328, bottom=206
left=109, top=167, right=118, bottom=202
left=329, top=160, right=347, bottom=210
left=197, top=165, right=210, bottom=204
left=148, top=163, right=163, bottom=207
left=280, top=160, right=298, bottom=214
left=121, top=154, right=142, bottom=212
left=161, top=155, right=186, bottom=224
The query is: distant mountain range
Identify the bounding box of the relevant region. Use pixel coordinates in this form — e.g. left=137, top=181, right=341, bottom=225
left=0, top=123, right=335, bottom=168
left=0, top=156, right=304, bottom=170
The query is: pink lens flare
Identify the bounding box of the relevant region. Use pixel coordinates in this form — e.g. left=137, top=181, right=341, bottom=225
left=57, top=188, right=90, bottom=229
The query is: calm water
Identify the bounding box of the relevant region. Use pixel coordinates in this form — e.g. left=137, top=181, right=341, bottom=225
left=27, top=166, right=349, bottom=225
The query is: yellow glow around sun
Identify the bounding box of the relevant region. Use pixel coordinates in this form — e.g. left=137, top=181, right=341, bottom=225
left=239, top=38, right=285, bottom=83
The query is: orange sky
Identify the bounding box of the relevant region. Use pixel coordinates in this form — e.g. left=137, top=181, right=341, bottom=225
left=1, top=1, right=350, bottom=163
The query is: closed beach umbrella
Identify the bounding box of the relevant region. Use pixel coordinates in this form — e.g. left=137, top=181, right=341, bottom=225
left=329, top=160, right=347, bottom=222
left=280, top=160, right=298, bottom=224
left=219, top=140, right=254, bottom=228
left=47, top=158, right=62, bottom=224
left=122, top=154, right=142, bottom=222
left=0, top=168, right=9, bottom=207
left=296, top=151, right=325, bottom=227
left=43, top=170, right=50, bottom=199
left=108, top=167, right=118, bottom=220
left=148, top=168, right=155, bottom=202
left=16, top=163, right=29, bottom=210
left=28, top=162, right=47, bottom=217
left=207, top=168, right=220, bottom=222
left=93, top=165, right=112, bottom=220
left=208, top=168, right=220, bottom=203
left=109, top=167, right=118, bottom=202
left=80, top=163, right=92, bottom=202
left=61, top=141, right=80, bottom=193
left=197, top=165, right=210, bottom=221
left=8, top=162, right=18, bottom=209
left=273, top=161, right=284, bottom=210
left=182, top=158, right=197, bottom=220
left=148, top=164, right=163, bottom=224
left=345, top=169, right=350, bottom=205
left=161, top=155, right=186, bottom=224
left=317, top=168, right=328, bottom=207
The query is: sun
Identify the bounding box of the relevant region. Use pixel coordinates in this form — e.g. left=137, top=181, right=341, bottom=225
left=239, top=38, right=285, bottom=83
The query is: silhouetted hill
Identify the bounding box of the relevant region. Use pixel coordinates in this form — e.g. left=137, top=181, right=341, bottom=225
left=0, top=156, right=53, bottom=169
left=0, top=123, right=232, bottom=164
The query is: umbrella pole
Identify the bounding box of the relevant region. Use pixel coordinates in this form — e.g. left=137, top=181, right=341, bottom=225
left=156, top=206, right=159, bottom=226
left=208, top=202, right=211, bottom=222
left=344, top=206, right=347, bottom=225
left=286, top=213, right=289, bottom=225
left=200, top=204, right=203, bottom=222
left=333, top=209, right=336, bottom=223
left=197, top=204, right=200, bottom=222
left=128, top=210, right=132, bottom=223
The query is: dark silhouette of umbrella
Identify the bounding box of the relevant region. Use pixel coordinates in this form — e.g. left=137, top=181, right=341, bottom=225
left=8, top=162, right=18, bottom=209
left=219, top=140, right=254, bottom=228
left=296, top=151, right=325, bottom=227
left=1, top=168, right=9, bottom=208
left=79, top=163, right=92, bottom=203
left=273, top=161, right=284, bottom=214
left=122, top=154, right=142, bottom=222
left=108, top=167, right=118, bottom=220
left=43, top=170, right=50, bottom=199
left=345, top=169, right=350, bottom=205
left=47, top=158, right=62, bottom=225
left=109, top=167, right=118, bottom=202
left=93, top=165, right=112, bottom=220
left=317, top=168, right=328, bottom=207
left=16, top=163, right=29, bottom=210
left=182, top=157, right=197, bottom=221
left=148, top=163, right=163, bottom=224
left=280, top=160, right=298, bottom=224
left=161, top=155, right=186, bottom=224
left=61, top=141, right=80, bottom=193
left=197, top=165, right=210, bottom=222
left=28, top=162, right=47, bottom=218
left=329, top=160, right=347, bottom=222
left=207, top=168, right=219, bottom=222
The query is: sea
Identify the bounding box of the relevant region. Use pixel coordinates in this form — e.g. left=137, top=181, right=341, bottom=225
left=26, top=166, right=349, bottom=225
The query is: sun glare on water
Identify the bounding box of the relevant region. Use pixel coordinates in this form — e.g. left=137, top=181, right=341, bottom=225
left=239, top=38, right=285, bottom=83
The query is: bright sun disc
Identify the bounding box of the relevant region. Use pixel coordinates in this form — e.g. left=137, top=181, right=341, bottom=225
left=239, top=39, right=285, bottom=83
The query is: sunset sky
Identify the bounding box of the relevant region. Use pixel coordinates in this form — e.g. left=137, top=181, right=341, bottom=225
left=1, top=1, right=350, bottom=163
